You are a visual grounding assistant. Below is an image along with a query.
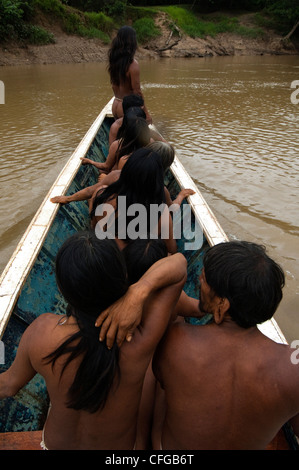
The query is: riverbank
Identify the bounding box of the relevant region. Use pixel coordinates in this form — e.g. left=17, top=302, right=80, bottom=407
left=0, top=11, right=298, bottom=66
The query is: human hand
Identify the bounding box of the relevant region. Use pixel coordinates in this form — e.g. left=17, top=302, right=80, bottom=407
left=95, top=285, right=145, bottom=349
left=80, top=157, right=92, bottom=165
left=50, top=195, right=69, bottom=205
left=180, top=189, right=195, bottom=199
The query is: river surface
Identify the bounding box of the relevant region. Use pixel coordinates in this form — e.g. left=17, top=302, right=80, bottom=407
left=0, top=55, right=298, bottom=343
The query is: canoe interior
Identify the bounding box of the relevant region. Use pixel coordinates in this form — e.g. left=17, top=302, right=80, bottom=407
left=0, top=116, right=210, bottom=432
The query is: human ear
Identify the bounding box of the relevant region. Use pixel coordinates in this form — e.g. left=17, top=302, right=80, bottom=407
left=214, top=297, right=230, bottom=324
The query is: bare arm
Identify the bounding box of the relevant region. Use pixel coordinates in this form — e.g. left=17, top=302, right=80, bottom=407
left=0, top=322, right=37, bottom=399
left=175, top=290, right=204, bottom=318
left=95, top=253, right=187, bottom=349
left=80, top=157, right=109, bottom=171
left=158, top=206, right=177, bottom=254
left=109, top=119, right=122, bottom=145
left=51, top=182, right=104, bottom=205
left=129, top=60, right=152, bottom=124
left=164, top=187, right=195, bottom=208
left=172, top=189, right=195, bottom=206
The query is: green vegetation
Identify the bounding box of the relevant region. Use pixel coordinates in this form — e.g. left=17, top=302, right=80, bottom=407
left=0, top=0, right=55, bottom=43
left=0, top=0, right=114, bottom=44
left=160, top=6, right=265, bottom=39
left=0, top=0, right=298, bottom=46
left=254, top=1, right=299, bottom=36
left=133, top=16, right=160, bottom=43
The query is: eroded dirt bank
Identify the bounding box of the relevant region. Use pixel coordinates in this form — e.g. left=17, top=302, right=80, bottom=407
left=0, top=12, right=298, bottom=66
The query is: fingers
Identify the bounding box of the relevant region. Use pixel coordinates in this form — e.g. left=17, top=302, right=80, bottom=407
left=97, top=311, right=119, bottom=350
left=50, top=196, right=66, bottom=204
left=95, top=310, right=109, bottom=328
left=104, top=323, right=118, bottom=350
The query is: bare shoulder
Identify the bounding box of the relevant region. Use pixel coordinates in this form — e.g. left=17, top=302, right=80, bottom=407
left=25, top=313, right=60, bottom=340
left=110, top=139, right=120, bottom=151
left=128, top=59, right=140, bottom=73
left=156, top=321, right=191, bottom=357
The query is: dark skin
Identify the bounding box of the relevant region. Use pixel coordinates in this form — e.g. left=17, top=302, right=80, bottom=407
left=152, top=270, right=299, bottom=450
left=0, top=254, right=187, bottom=450
left=96, top=268, right=299, bottom=450
left=112, top=59, right=152, bottom=124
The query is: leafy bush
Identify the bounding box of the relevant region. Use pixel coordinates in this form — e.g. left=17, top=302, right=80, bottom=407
left=161, top=6, right=264, bottom=39
left=104, top=0, right=127, bottom=19
left=34, top=0, right=65, bottom=16
left=133, top=16, right=160, bottom=43
left=84, top=11, right=114, bottom=34
left=125, top=5, right=157, bottom=23
left=20, top=23, right=55, bottom=44
left=0, top=0, right=23, bottom=40
left=0, top=0, right=54, bottom=42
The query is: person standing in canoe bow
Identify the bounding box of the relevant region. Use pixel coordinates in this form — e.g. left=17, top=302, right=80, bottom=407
left=108, top=25, right=152, bottom=124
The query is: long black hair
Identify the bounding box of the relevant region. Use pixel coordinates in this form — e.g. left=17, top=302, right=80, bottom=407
left=108, top=26, right=137, bottom=86
left=115, top=115, right=150, bottom=165
left=91, top=148, right=166, bottom=241
left=44, top=232, right=129, bottom=413
left=116, top=108, right=146, bottom=141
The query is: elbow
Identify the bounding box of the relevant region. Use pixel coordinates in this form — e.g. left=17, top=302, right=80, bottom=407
left=0, top=373, right=19, bottom=399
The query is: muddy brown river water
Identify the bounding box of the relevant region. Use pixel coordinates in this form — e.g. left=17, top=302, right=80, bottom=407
left=0, top=55, right=298, bottom=342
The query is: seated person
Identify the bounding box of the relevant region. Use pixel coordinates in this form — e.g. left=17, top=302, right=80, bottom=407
left=80, top=114, right=151, bottom=175
left=109, top=94, right=145, bottom=145
left=51, top=141, right=194, bottom=209
left=0, top=231, right=187, bottom=450
left=90, top=147, right=177, bottom=254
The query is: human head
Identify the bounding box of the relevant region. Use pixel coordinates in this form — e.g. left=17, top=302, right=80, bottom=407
left=119, top=147, right=165, bottom=204
left=56, top=231, right=128, bottom=321
left=51, top=231, right=129, bottom=412
left=146, top=141, right=175, bottom=172
left=123, top=237, right=168, bottom=285
left=116, top=115, right=151, bottom=160
left=114, top=25, right=137, bottom=55
left=124, top=106, right=146, bottom=120
left=201, top=241, right=285, bottom=328
left=117, top=109, right=146, bottom=140
left=123, top=94, right=144, bottom=114
left=91, top=148, right=165, bottom=236
left=108, top=26, right=137, bottom=85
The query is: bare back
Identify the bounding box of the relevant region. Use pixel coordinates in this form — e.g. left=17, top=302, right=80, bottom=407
left=112, top=60, right=143, bottom=119
left=24, top=262, right=184, bottom=449
left=153, top=321, right=299, bottom=450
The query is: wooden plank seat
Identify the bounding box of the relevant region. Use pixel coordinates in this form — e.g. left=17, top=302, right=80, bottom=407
left=0, top=431, right=42, bottom=450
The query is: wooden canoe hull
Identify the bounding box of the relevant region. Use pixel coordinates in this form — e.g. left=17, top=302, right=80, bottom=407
left=0, top=99, right=294, bottom=449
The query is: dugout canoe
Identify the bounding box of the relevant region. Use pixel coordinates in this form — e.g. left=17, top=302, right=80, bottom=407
left=0, top=98, right=297, bottom=449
